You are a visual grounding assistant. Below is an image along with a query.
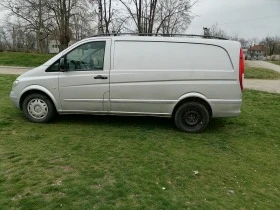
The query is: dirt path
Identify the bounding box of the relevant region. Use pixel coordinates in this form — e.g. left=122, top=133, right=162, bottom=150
left=246, top=60, right=280, bottom=73
left=0, top=66, right=31, bottom=75
left=245, top=79, right=280, bottom=94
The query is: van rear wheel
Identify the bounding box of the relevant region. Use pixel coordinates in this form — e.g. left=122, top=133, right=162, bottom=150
left=174, top=102, right=210, bottom=133
left=22, top=93, right=55, bottom=123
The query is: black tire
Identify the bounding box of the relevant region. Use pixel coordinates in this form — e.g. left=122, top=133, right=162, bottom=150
left=174, top=102, right=210, bottom=133
left=22, top=93, right=56, bottom=123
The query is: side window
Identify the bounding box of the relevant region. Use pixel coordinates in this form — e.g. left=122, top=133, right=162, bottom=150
left=46, top=61, right=59, bottom=72
left=65, top=41, right=106, bottom=71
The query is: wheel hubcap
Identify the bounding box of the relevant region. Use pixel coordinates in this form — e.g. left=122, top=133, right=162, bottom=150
left=27, top=99, right=48, bottom=119
left=183, top=109, right=201, bottom=126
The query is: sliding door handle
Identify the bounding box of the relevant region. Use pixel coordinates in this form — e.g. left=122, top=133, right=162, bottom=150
left=94, top=75, right=108, bottom=79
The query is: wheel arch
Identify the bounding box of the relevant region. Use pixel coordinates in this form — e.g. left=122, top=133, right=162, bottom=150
left=19, top=85, right=59, bottom=111
left=172, top=93, right=213, bottom=118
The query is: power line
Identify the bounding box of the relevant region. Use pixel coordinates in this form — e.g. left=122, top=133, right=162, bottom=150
left=218, top=14, right=280, bottom=26
left=190, top=14, right=280, bottom=28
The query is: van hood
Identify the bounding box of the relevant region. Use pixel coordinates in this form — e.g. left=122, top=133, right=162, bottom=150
left=18, top=66, right=45, bottom=79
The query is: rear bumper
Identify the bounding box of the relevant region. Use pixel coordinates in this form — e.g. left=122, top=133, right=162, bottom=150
left=10, top=91, right=20, bottom=109
left=209, top=99, right=242, bottom=118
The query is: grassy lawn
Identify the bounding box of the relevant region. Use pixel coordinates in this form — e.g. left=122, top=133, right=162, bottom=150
left=0, top=52, right=54, bottom=67
left=245, top=66, right=280, bottom=79
left=270, top=60, right=280, bottom=66
left=0, top=75, right=280, bottom=209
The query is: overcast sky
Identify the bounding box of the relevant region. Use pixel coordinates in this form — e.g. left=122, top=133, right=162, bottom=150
left=0, top=0, right=279, bottom=40
left=187, top=0, right=280, bottom=40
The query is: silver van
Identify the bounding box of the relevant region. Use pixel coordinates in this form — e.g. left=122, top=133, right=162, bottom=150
left=10, top=35, right=244, bottom=132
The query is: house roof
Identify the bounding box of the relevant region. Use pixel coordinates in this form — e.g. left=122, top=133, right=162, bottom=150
left=249, top=45, right=265, bottom=51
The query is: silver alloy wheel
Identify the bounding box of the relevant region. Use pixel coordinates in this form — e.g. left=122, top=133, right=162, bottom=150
left=27, top=98, right=48, bottom=119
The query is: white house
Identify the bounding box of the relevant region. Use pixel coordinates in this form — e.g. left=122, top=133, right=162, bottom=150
left=48, top=40, right=77, bottom=54
left=48, top=40, right=60, bottom=54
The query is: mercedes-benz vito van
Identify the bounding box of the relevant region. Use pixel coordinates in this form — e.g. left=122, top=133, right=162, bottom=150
left=10, top=35, right=244, bottom=132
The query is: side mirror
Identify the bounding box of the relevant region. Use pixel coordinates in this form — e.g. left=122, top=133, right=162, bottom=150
left=60, top=57, right=66, bottom=72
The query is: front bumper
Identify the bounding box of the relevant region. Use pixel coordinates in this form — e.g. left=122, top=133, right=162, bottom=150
left=10, top=91, right=20, bottom=109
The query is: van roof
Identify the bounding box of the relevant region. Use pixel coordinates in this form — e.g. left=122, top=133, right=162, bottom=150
left=91, top=33, right=228, bottom=40
left=81, top=34, right=237, bottom=46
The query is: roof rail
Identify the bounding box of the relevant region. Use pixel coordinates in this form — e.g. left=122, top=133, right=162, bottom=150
left=91, top=33, right=228, bottom=40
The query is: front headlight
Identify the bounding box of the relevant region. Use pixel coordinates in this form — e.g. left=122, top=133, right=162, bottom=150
left=12, top=80, right=19, bottom=89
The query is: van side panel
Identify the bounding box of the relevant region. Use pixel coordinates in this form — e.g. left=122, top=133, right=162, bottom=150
left=114, top=41, right=233, bottom=70
left=110, top=40, right=242, bottom=117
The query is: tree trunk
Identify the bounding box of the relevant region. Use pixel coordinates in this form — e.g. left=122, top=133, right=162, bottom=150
left=58, top=0, right=71, bottom=51
left=138, top=0, right=142, bottom=33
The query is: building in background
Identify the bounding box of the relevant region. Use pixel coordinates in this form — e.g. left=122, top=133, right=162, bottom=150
left=246, top=45, right=266, bottom=60
left=48, top=40, right=60, bottom=54
left=48, top=40, right=76, bottom=54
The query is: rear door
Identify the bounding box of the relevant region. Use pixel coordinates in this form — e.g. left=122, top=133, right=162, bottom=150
left=59, top=39, right=111, bottom=112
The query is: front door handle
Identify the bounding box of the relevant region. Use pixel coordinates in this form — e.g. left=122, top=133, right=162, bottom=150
left=94, top=75, right=108, bottom=79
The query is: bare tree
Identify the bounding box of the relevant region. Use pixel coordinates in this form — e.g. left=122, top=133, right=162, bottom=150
left=260, top=36, right=280, bottom=56
left=0, top=0, right=50, bottom=53
left=0, top=21, right=37, bottom=52
left=47, top=0, right=74, bottom=51
left=275, top=41, right=280, bottom=55
left=71, top=10, right=96, bottom=41
left=119, top=0, right=158, bottom=33
left=0, top=26, right=12, bottom=51
left=119, top=0, right=195, bottom=35
left=47, top=0, right=96, bottom=51
left=93, top=0, right=125, bottom=34
left=237, top=38, right=249, bottom=48
left=0, top=0, right=198, bottom=53
left=206, top=24, right=228, bottom=39
left=1, top=0, right=98, bottom=52
left=155, top=0, right=196, bottom=35
left=97, top=0, right=112, bottom=34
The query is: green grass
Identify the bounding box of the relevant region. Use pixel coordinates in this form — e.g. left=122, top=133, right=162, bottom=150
left=245, top=66, right=280, bottom=79
left=270, top=60, right=280, bottom=66
left=0, top=52, right=54, bottom=67
left=0, top=75, right=280, bottom=209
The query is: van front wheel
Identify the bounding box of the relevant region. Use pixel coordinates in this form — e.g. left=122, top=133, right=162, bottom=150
left=174, top=102, right=209, bottom=133
left=22, top=93, right=55, bottom=123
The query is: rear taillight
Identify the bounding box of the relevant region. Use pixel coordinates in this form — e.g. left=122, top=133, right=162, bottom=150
left=239, top=48, right=245, bottom=91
